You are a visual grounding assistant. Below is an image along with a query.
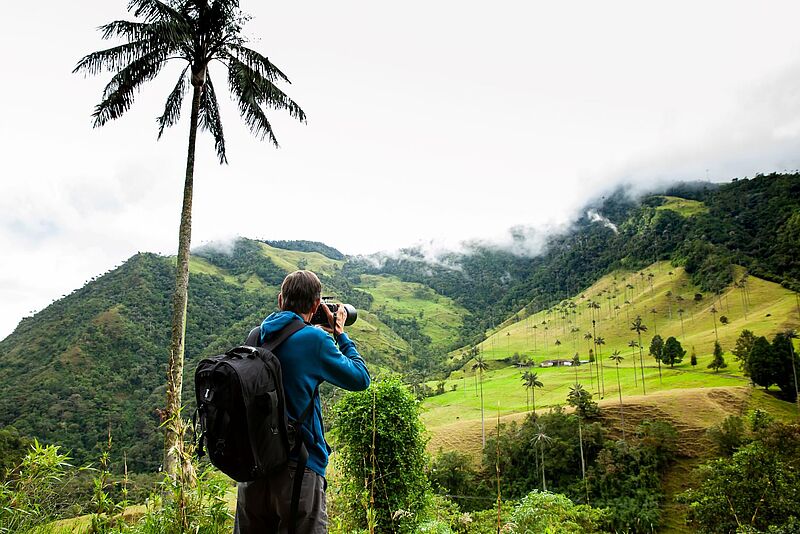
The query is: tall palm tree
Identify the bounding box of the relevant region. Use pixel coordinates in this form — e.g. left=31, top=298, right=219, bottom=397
left=677, top=308, right=686, bottom=339
left=526, top=372, right=544, bottom=416
left=649, top=308, right=659, bottom=336
left=520, top=370, right=531, bottom=412
left=710, top=306, right=720, bottom=342
left=609, top=350, right=626, bottom=441
left=532, top=425, right=552, bottom=492
left=583, top=332, right=595, bottom=391
left=75, top=0, right=306, bottom=476
left=472, top=355, right=489, bottom=447
left=786, top=329, right=799, bottom=414
left=572, top=353, right=580, bottom=382
left=631, top=316, right=648, bottom=395
left=595, top=335, right=606, bottom=398
left=628, top=340, right=639, bottom=387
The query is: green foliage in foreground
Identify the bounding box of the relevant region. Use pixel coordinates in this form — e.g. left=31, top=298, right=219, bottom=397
left=680, top=421, right=800, bottom=534
left=0, top=441, right=74, bottom=533
left=1, top=439, right=231, bottom=534
left=331, top=377, right=430, bottom=533
left=476, top=407, right=677, bottom=533
left=507, top=491, right=609, bottom=533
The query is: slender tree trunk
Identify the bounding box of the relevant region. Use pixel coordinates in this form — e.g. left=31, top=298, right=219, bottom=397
left=638, top=333, right=647, bottom=395
left=789, top=340, right=799, bottom=415
left=164, top=83, right=202, bottom=477
left=578, top=419, right=588, bottom=504
left=480, top=371, right=485, bottom=448
left=616, top=364, right=625, bottom=441
left=540, top=445, right=546, bottom=492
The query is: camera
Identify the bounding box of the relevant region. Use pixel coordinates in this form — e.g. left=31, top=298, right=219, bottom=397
left=310, top=297, right=358, bottom=327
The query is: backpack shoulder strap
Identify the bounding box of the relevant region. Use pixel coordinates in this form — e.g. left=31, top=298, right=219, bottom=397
left=245, top=319, right=306, bottom=350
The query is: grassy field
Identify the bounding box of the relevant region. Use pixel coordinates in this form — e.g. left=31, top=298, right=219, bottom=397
left=355, top=274, right=469, bottom=351
left=187, top=246, right=469, bottom=368
left=655, top=196, right=709, bottom=217
left=257, top=241, right=345, bottom=276
left=426, top=261, right=799, bottom=442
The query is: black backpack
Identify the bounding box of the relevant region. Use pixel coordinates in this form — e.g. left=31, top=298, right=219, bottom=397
left=194, top=319, right=316, bottom=497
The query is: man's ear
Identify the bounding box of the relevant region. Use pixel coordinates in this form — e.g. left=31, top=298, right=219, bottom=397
left=278, top=293, right=284, bottom=310
left=309, top=298, right=321, bottom=315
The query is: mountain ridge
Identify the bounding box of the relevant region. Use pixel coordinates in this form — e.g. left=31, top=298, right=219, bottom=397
left=1, top=173, right=799, bottom=470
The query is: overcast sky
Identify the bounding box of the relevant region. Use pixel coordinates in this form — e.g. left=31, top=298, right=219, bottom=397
left=3, top=1, right=800, bottom=338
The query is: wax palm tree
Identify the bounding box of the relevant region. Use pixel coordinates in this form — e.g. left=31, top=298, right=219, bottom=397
left=532, top=425, right=552, bottom=491
left=649, top=308, right=658, bottom=336
left=609, top=350, right=626, bottom=440
left=628, top=340, right=639, bottom=387
left=710, top=306, right=720, bottom=342
left=572, top=352, right=580, bottom=382
left=526, top=372, right=544, bottom=416
left=75, top=0, right=306, bottom=476
left=472, top=355, right=489, bottom=447
left=520, top=370, right=531, bottom=412
left=786, top=329, right=799, bottom=413
left=677, top=308, right=686, bottom=339
left=631, top=316, right=648, bottom=394
left=583, top=331, right=595, bottom=391
left=595, top=335, right=606, bottom=398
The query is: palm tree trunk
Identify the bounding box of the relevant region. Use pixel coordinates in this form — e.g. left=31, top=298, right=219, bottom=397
left=616, top=364, right=625, bottom=441
left=578, top=419, right=588, bottom=504
left=638, top=333, right=647, bottom=395
left=480, top=372, right=485, bottom=448
left=164, top=83, right=202, bottom=477
left=540, top=445, right=546, bottom=492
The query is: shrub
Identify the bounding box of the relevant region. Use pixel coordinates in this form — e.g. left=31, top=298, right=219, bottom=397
left=707, top=415, right=747, bottom=456
left=0, top=440, right=75, bottom=533
left=507, top=491, right=609, bottom=533
left=130, top=467, right=232, bottom=534
left=332, top=376, right=429, bottom=533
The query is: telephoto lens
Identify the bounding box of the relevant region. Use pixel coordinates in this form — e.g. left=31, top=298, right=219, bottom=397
left=310, top=299, right=358, bottom=327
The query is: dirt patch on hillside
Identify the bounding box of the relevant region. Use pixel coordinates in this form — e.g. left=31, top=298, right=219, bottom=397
left=427, top=386, right=751, bottom=461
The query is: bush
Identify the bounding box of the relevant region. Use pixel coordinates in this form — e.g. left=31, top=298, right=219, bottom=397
left=331, top=376, right=429, bottom=533
left=680, top=437, right=800, bottom=533
left=129, top=467, right=232, bottom=534
left=707, top=415, right=747, bottom=456
left=507, top=491, right=609, bottom=533
left=428, top=450, right=479, bottom=504
left=0, top=440, right=75, bottom=533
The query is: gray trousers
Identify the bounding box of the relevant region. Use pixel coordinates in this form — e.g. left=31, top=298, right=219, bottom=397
left=233, top=463, right=328, bottom=534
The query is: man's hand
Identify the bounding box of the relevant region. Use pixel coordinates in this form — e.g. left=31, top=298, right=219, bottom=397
left=320, top=303, right=347, bottom=336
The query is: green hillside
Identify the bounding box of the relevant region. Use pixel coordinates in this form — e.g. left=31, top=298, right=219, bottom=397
left=423, top=262, right=799, bottom=431
left=0, top=239, right=467, bottom=468
left=655, top=195, right=709, bottom=217
left=2, top=173, right=800, bottom=478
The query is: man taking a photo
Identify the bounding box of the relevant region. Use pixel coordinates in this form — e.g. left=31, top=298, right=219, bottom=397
left=234, top=270, right=370, bottom=534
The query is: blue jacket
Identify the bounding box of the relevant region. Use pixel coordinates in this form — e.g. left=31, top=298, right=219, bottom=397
left=259, top=310, right=370, bottom=477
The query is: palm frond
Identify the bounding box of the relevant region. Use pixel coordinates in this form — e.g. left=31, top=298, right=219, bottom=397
left=157, top=66, right=189, bottom=139
left=226, top=53, right=305, bottom=145
left=93, top=50, right=168, bottom=127
left=227, top=44, right=291, bottom=84
left=198, top=72, right=227, bottom=163
left=127, top=0, right=184, bottom=23
left=74, top=40, right=153, bottom=76
left=99, top=20, right=149, bottom=41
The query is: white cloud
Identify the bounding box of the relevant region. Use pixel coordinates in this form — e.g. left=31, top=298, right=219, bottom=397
left=3, top=0, right=800, bottom=337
